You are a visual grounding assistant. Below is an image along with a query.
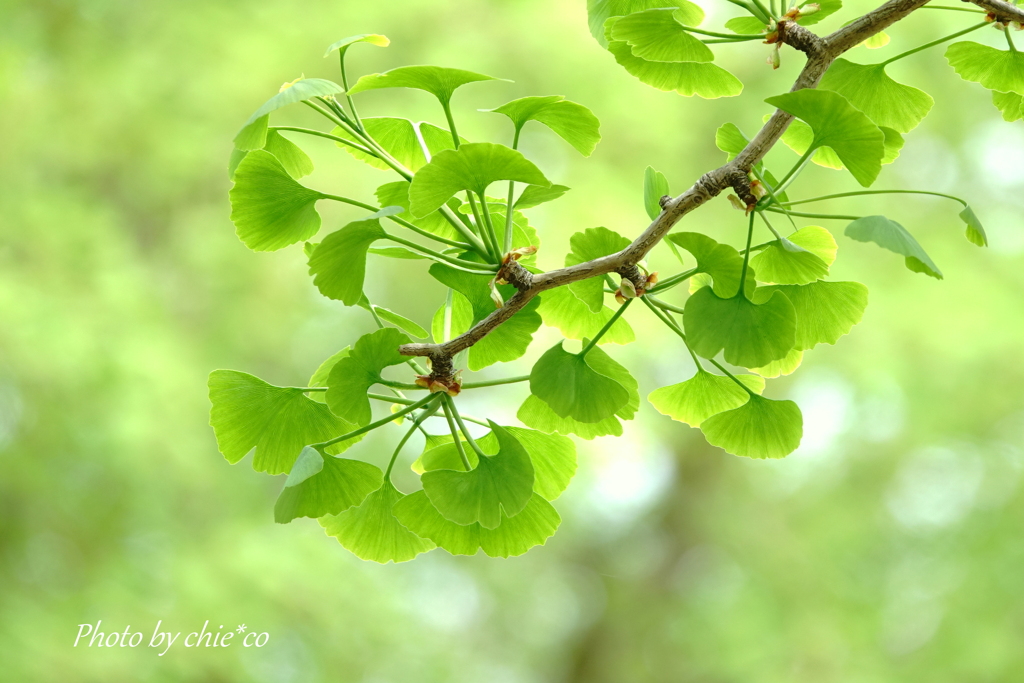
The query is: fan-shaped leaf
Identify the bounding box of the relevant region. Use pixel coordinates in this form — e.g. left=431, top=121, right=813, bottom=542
left=234, top=78, right=345, bottom=150
left=369, top=305, right=428, bottom=339
left=488, top=96, right=602, bottom=156
left=375, top=181, right=462, bottom=242
left=334, top=118, right=461, bottom=172
left=751, top=348, right=804, bottom=379
left=610, top=8, right=713, bottom=62
left=263, top=130, right=314, bottom=178
left=347, top=65, right=505, bottom=105
left=756, top=281, right=868, bottom=350
left=588, top=0, right=705, bottom=47
left=959, top=205, right=988, bottom=247
left=229, top=150, right=324, bottom=251
left=819, top=58, right=934, bottom=133
left=724, top=17, right=767, bottom=34
left=779, top=117, right=904, bottom=168
left=431, top=290, right=474, bottom=343
left=683, top=287, right=797, bottom=368
left=537, top=287, right=636, bottom=345
left=324, top=34, right=389, bottom=57
left=993, top=90, right=1024, bottom=122
left=946, top=41, right=1024, bottom=95
left=607, top=39, right=743, bottom=99
left=530, top=342, right=631, bottom=423
left=319, top=481, right=435, bottom=563
left=667, top=232, right=754, bottom=298
left=515, top=183, right=571, bottom=209
left=307, top=217, right=387, bottom=305
left=274, top=447, right=383, bottom=523
left=326, top=328, right=411, bottom=425
left=750, top=226, right=836, bottom=285
left=649, top=370, right=765, bottom=427
left=701, top=394, right=803, bottom=459
left=644, top=166, right=670, bottom=220
left=845, top=215, right=942, bottom=279
left=797, top=0, right=842, bottom=26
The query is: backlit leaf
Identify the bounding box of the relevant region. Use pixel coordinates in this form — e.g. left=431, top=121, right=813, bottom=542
left=326, top=328, right=411, bottom=425
left=319, top=481, right=435, bottom=563
left=649, top=370, right=765, bottom=427
left=229, top=150, right=324, bottom=251
left=488, top=96, right=602, bottom=156
left=274, top=447, right=383, bottom=523
left=235, top=78, right=345, bottom=150
left=334, top=118, right=460, bottom=172
left=750, top=348, right=804, bottom=378
left=749, top=226, right=836, bottom=285
left=530, top=342, right=631, bottom=423
left=324, top=34, right=389, bottom=57
left=537, top=287, right=636, bottom=345
left=588, top=0, right=705, bottom=47
left=946, top=41, right=1024, bottom=96
left=959, top=205, right=988, bottom=247
left=819, top=58, right=934, bottom=133
left=607, top=39, right=743, bottom=99
left=724, top=17, right=766, bottom=35
left=264, top=129, right=314, bottom=178
left=797, top=0, right=842, bottom=26
left=515, top=183, right=571, bottom=209
left=347, top=65, right=505, bottom=105
left=610, top=8, right=713, bottom=62
left=756, top=281, right=868, bottom=350
left=308, top=217, right=387, bottom=305
left=992, top=90, right=1024, bottom=122
left=644, top=166, right=670, bottom=220
left=845, top=215, right=942, bottom=279
left=667, top=232, right=753, bottom=298
left=683, top=287, right=797, bottom=368
left=375, top=180, right=462, bottom=242
left=701, top=394, right=803, bottom=459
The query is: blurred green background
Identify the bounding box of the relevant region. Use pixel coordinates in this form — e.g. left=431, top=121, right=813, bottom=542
left=2, top=0, right=1023, bottom=680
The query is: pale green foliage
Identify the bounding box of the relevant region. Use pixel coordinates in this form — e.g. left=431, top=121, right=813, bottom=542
left=308, top=217, right=387, bottom=305
left=648, top=370, right=764, bottom=427
left=229, top=150, right=324, bottom=251
left=334, top=118, right=460, bottom=172
left=845, top=215, right=942, bottom=279
left=347, top=65, right=503, bottom=105
left=326, top=328, right=411, bottom=425
left=750, top=226, right=836, bottom=285
left=488, top=96, right=602, bottom=156
left=234, top=77, right=345, bottom=150
left=320, top=481, right=436, bottom=563
left=819, top=59, right=934, bottom=133
left=684, top=287, right=797, bottom=368
left=274, top=447, right=383, bottom=523
left=701, top=395, right=803, bottom=460
left=945, top=42, right=1024, bottom=96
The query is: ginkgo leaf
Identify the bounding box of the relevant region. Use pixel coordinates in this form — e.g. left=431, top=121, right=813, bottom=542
left=683, top=287, right=797, bottom=368
left=667, top=232, right=754, bottom=298
left=724, top=17, right=767, bottom=34
left=779, top=117, right=903, bottom=168
left=537, top=286, right=636, bottom=345
left=715, top=122, right=750, bottom=161
left=530, top=342, right=631, bottom=423
left=409, top=143, right=551, bottom=217
left=308, top=348, right=350, bottom=397
left=946, top=41, right=1024, bottom=96
left=421, top=421, right=534, bottom=529
left=845, top=215, right=942, bottom=279
left=515, top=184, right=571, bottom=209
left=392, top=491, right=560, bottom=557
left=347, top=65, right=505, bottom=105
left=610, top=8, right=713, bottom=62
left=649, top=370, right=765, bottom=427
left=334, top=118, right=461, bottom=172
left=274, top=447, right=383, bottom=523
left=487, top=96, right=602, bottom=156
left=701, top=394, right=803, bottom=459
left=992, top=90, right=1024, bottom=122
left=751, top=348, right=804, bottom=378
left=588, top=0, right=705, bottom=47
left=324, top=33, right=389, bottom=57
left=644, top=166, right=670, bottom=220
left=797, top=0, right=842, bottom=26
left=369, top=306, right=429, bottom=339
left=756, top=281, right=868, bottom=350
left=566, top=227, right=632, bottom=309
left=959, top=205, right=988, bottom=248
left=208, top=370, right=352, bottom=475
left=326, top=327, right=411, bottom=425
left=766, top=89, right=885, bottom=186
left=819, top=58, right=934, bottom=133
left=308, top=217, right=387, bottom=305
left=264, top=130, right=314, bottom=178
left=229, top=150, right=324, bottom=251
left=235, top=78, right=345, bottom=151
left=607, top=39, right=743, bottom=99
left=428, top=264, right=542, bottom=370
left=375, top=181, right=462, bottom=242
left=431, top=290, right=474, bottom=343
left=320, top=481, right=435, bottom=563
left=750, top=226, right=836, bottom=285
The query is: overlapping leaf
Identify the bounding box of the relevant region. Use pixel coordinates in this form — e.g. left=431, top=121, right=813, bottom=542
left=347, top=65, right=504, bottom=105
left=324, top=33, right=389, bottom=57
left=308, top=217, right=387, bottom=305
left=530, top=342, right=631, bottom=423
left=644, top=166, right=670, bottom=220
left=234, top=78, right=345, bottom=150
left=326, top=327, right=411, bottom=425
left=750, top=226, right=836, bottom=285
left=819, top=58, right=934, bottom=133
left=993, top=90, right=1024, bottom=122
left=683, top=287, right=797, bottom=368
left=649, top=370, right=765, bottom=427
left=945, top=42, right=1024, bottom=95
left=320, top=481, right=435, bottom=563
left=588, top=0, right=705, bottom=47
left=755, top=281, right=868, bottom=350
left=607, top=39, right=743, bottom=99
left=667, top=232, right=753, bottom=298
left=487, top=96, right=602, bottom=156
left=701, top=395, right=803, bottom=459
left=274, top=447, right=383, bottom=523
left=611, top=8, right=712, bottom=62
left=333, top=117, right=461, bottom=172
left=229, top=150, right=324, bottom=251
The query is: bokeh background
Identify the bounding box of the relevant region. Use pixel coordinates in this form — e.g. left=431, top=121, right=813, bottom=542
left=2, top=0, right=1024, bottom=680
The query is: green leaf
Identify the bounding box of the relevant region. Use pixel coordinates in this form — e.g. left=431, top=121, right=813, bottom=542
left=308, top=348, right=350, bottom=399
left=368, top=305, right=429, bottom=339
left=393, top=491, right=560, bottom=557
left=325, top=328, right=411, bottom=425
left=797, top=0, right=842, bottom=26
left=431, top=291, right=474, bottom=343
left=334, top=118, right=460, bottom=172
left=515, top=184, right=571, bottom=210
left=751, top=348, right=804, bottom=379
left=765, top=89, right=885, bottom=186
left=347, top=65, right=505, bottom=105
left=208, top=370, right=352, bottom=475
left=319, top=481, right=435, bottom=563
left=487, top=96, right=602, bottom=156
left=375, top=181, right=462, bottom=242
left=428, top=264, right=542, bottom=370
left=537, top=287, right=636, bottom=345
left=530, top=342, right=632, bottom=423
left=756, top=281, right=868, bottom=350
left=409, top=143, right=551, bottom=218
left=993, top=90, right=1024, bottom=122
left=566, top=227, right=632, bottom=309
left=959, top=205, right=988, bottom=248
left=607, top=39, right=743, bottom=99
left=845, top=215, right=942, bottom=279
left=307, top=218, right=387, bottom=305
left=778, top=117, right=903, bottom=168
left=749, top=226, right=836, bottom=285
left=644, top=166, right=670, bottom=220
left=367, top=246, right=426, bottom=260
left=420, top=422, right=534, bottom=529
left=683, top=287, right=797, bottom=368
left=667, top=232, right=753, bottom=298
left=274, top=447, right=383, bottom=523
left=649, top=370, right=765, bottom=427
left=715, top=122, right=750, bottom=161
left=264, top=130, right=314, bottom=178
left=819, top=58, right=934, bottom=133
left=588, top=0, right=705, bottom=47
left=701, top=394, right=803, bottom=459
left=229, top=150, right=324, bottom=252
left=724, top=17, right=767, bottom=35
left=946, top=41, right=1024, bottom=96
left=610, top=8, right=713, bottom=62
left=324, top=33, right=389, bottom=57
left=235, top=78, right=345, bottom=150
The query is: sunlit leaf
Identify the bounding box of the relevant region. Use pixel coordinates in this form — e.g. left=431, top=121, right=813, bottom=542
left=861, top=31, right=890, bottom=49
left=324, top=33, right=389, bottom=57
left=607, top=39, right=743, bottom=99
left=537, top=286, right=636, bottom=345
left=319, top=481, right=435, bottom=563
left=796, top=0, right=842, bottom=26
left=779, top=117, right=903, bottom=168
left=715, top=122, right=749, bottom=162
left=724, top=17, right=766, bottom=35
left=683, top=287, right=797, bottom=368
left=756, top=281, right=868, bottom=350
left=766, top=89, right=885, bottom=186
left=347, top=65, right=505, bottom=105
left=487, top=96, right=602, bottom=156
left=274, top=447, right=383, bottom=523
left=208, top=370, right=352, bottom=475
left=750, top=348, right=804, bottom=378
left=649, top=370, right=764, bottom=427
left=845, top=215, right=942, bottom=279
left=235, top=78, right=345, bottom=150
left=750, top=226, right=836, bottom=285
left=375, top=180, right=462, bottom=242
left=667, top=232, right=753, bottom=298
left=334, top=118, right=462, bottom=172
left=819, top=58, right=934, bottom=133
left=514, top=183, right=571, bottom=209
left=229, top=150, right=324, bottom=251
left=264, top=130, right=314, bottom=178
left=367, top=305, right=429, bottom=339
left=946, top=41, right=1024, bottom=96
left=992, top=90, right=1024, bottom=122
left=409, top=143, right=551, bottom=217
left=566, top=227, right=632, bottom=310
left=588, top=0, right=705, bottom=47
left=530, top=342, right=631, bottom=423
left=644, top=166, right=670, bottom=220
left=610, top=8, right=713, bottom=62
left=959, top=205, right=988, bottom=247
left=701, top=394, right=803, bottom=459
left=307, top=217, right=387, bottom=305
left=325, top=327, right=411, bottom=425
left=431, top=290, right=474, bottom=343
left=367, top=246, right=426, bottom=260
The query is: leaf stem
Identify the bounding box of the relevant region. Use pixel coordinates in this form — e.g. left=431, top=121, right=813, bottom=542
left=503, top=128, right=522, bottom=254
left=476, top=191, right=503, bottom=260
left=579, top=299, right=631, bottom=357
left=772, top=147, right=815, bottom=197
left=1006, top=26, right=1018, bottom=52
left=381, top=232, right=499, bottom=273
left=313, top=394, right=437, bottom=449
left=639, top=295, right=702, bottom=368
left=445, top=395, right=487, bottom=462
left=880, top=22, right=988, bottom=66
left=920, top=4, right=986, bottom=12
left=440, top=396, right=472, bottom=471
left=461, top=375, right=530, bottom=389
left=338, top=51, right=364, bottom=132
left=647, top=267, right=700, bottom=294
left=780, top=189, right=969, bottom=208
left=270, top=126, right=375, bottom=155
left=646, top=294, right=685, bottom=315
left=737, top=211, right=756, bottom=298
left=766, top=207, right=861, bottom=220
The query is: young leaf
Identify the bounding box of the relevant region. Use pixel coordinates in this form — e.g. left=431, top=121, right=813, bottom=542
left=845, top=215, right=942, bottom=279
left=368, top=305, right=429, bottom=339
left=420, top=422, right=535, bottom=529
left=208, top=370, right=352, bottom=475
left=751, top=348, right=804, bottom=379
left=346, top=65, right=505, bottom=105
left=715, top=122, right=749, bottom=162
left=566, top=227, right=632, bottom=309
left=796, top=0, right=842, bottom=26
left=326, top=328, right=412, bottom=425
left=588, top=0, right=705, bottom=47
left=700, top=394, right=803, bottom=459
left=945, top=42, right=1024, bottom=96
left=724, top=17, right=767, bottom=35
left=819, top=58, right=934, bottom=133
left=756, top=281, right=868, bottom=350
left=667, top=232, right=753, bottom=298
left=375, top=181, right=462, bottom=242
left=644, top=166, right=670, bottom=220
left=235, top=78, right=345, bottom=150
left=649, top=370, right=765, bottom=428
left=959, top=205, right=988, bottom=248
left=992, top=90, right=1024, bottom=123
left=409, top=143, right=551, bottom=218
left=319, top=481, right=435, bottom=563
left=683, top=287, right=797, bottom=368
left=537, top=287, right=636, bottom=345
left=431, top=291, right=474, bottom=343
left=264, top=130, right=315, bottom=178
left=610, top=8, right=713, bottom=63
left=487, top=96, right=602, bottom=156
left=530, top=342, right=631, bottom=423
left=515, top=184, right=571, bottom=210
left=779, top=117, right=904, bottom=168
left=765, top=89, right=885, bottom=187
left=607, top=39, right=743, bottom=99
left=308, top=348, right=350, bottom=398
left=324, top=34, right=389, bottom=57
left=749, top=226, right=836, bottom=285
left=229, top=150, right=324, bottom=251
left=334, top=118, right=460, bottom=172
left=274, top=447, right=383, bottom=523
left=308, top=218, right=387, bottom=305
